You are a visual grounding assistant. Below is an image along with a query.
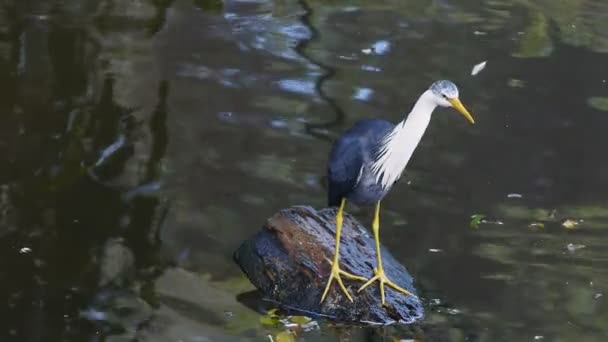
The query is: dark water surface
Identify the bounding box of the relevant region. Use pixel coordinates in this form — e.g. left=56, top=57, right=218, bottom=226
left=1, top=0, right=608, bottom=340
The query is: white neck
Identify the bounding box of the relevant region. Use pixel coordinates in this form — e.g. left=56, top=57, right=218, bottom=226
left=371, top=90, right=438, bottom=188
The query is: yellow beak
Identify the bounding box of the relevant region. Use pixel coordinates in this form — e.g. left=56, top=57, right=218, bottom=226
left=448, top=98, right=475, bottom=124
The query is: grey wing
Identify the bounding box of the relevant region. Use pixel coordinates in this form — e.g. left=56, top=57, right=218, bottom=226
left=327, top=135, right=363, bottom=207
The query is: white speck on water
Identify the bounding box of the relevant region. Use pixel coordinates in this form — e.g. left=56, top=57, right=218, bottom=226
left=79, top=309, right=108, bottom=322
left=473, top=30, right=487, bottom=35
left=19, top=247, right=32, bottom=254
left=338, top=54, right=357, bottom=60
left=277, top=79, right=315, bottom=95
left=471, top=61, right=487, bottom=76
left=353, top=87, right=373, bottom=101
left=507, top=193, right=523, bottom=198
left=429, top=248, right=442, bottom=253
left=372, top=40, right=391, bottom=55
left=361, top=65, right=381, bottom=72
left=534, top=336, right=544, bottom=340
left=595, top=293, right=603, bottom=299
left=446, top=308, right=461, bottom=315
left=361, top=48, right=372, bottom=55
left=567, top=243, right=586, bottom=252
left=270, top=119, right=288, bottom=128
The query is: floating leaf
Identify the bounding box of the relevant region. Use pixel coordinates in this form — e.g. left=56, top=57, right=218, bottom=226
left=260, top=315, right=279, bottom=326
left=528, top=222, right=545, bottom=229
left=562, top=219, right=580, bottom=229
left=275, top=331, right=295, bottom=342
left=587, top=97, right=608, bottom=112
left=471, top=61, right=487, bottom=76
left=289, top=316, right=311, bottom=325
left=470, top=214, right=486, bottom=229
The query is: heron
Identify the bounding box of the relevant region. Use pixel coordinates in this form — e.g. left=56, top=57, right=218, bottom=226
left=320, top=80, right=474, bottom=305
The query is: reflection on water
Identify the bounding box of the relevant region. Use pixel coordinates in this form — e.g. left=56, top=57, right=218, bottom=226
left=0, top=0, right=608, bottom=340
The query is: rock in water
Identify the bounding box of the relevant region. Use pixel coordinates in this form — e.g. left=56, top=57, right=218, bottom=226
left=234, top=206, right=424, bottom=324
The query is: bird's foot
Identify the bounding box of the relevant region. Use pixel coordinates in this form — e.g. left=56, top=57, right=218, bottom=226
left=320, top=262, right=367, bottom=303
left=358, top=267, right=414, bottom=305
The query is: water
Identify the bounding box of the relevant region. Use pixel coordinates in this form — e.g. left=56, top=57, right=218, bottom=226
left=1, top=0, right=607, bottom=340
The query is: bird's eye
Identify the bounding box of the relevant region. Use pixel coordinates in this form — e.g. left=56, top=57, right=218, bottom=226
left=441, top=94, right=447, bottom=99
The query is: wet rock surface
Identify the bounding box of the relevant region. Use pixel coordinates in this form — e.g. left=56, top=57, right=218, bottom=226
left=234, top=206, right=424, bottom=324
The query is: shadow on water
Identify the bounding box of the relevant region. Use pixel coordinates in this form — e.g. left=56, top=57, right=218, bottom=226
left=0, top=0, right=608, bottom=341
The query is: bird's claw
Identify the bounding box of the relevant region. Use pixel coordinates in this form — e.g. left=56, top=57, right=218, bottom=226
left=358, top=267, right=415, bottom=305
left=320, top=264, right=367, bottom=303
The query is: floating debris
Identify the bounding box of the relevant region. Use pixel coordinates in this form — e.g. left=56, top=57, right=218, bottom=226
left=79, top=308, right=108, bottom=322
left=562, top=219, right=582, bottom=229
left=372, top=40, right=390, bottom=55
left=275, top=331, right=295, bottom=342
left=445, top=308, right=461, bottom=315
left=470, top=214, right=486, bottom=229
left=485, top=219, right=504, bottom=225
left=19, top=247, right=32, bottom=254
left=471, top=61, right=487, bottom=76
left=93, top=135, right=127, bottom=167
left=594, top=293, right=603, bottom=299
left=361, top=48, right=373, bottom=55
left=428, top=248, right=442, bottom=253
left=508, top=78, right=526, bottom=88
left=528, top=222, right=545, bottom=229
left=289, top=316, right=311, bottom=325
left=507, top=193, right=523, bottom=198
left=260, top=308, right=280, bottom=326
left=122, top=181, right=162, bottom=201
left=566, top=243, right=586, bottom=252
left=534, top=336, right=544, bottom=340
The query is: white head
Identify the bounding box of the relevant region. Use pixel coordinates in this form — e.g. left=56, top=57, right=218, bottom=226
left=428, top=80, right=474, bottom=123
left=371, top=79, right=475, bottom=189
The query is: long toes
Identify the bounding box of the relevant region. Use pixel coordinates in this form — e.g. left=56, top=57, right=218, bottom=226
left=357, top=276, right=379, bottom=292
left=336, top=276, right=353, bottom=302
left=320, top=276, right=335, bottom=303
left=339, top=270, right=367, bottom=281
left=385, top=280, right=413, bottom=296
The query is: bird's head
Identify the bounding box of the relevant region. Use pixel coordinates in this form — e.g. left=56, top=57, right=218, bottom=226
left=429, top=80, right=475, bottom=124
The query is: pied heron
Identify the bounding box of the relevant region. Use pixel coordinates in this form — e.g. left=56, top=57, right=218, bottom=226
left=320, top=80, right=475, bottom=304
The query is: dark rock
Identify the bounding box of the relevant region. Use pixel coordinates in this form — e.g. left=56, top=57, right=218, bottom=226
left=234, top=206, right=424, bottom=324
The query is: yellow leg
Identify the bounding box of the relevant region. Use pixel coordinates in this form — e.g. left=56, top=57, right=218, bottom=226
left=320, top=198, right=367, bottom=303
left=358, top=201, right=414, bottom=305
